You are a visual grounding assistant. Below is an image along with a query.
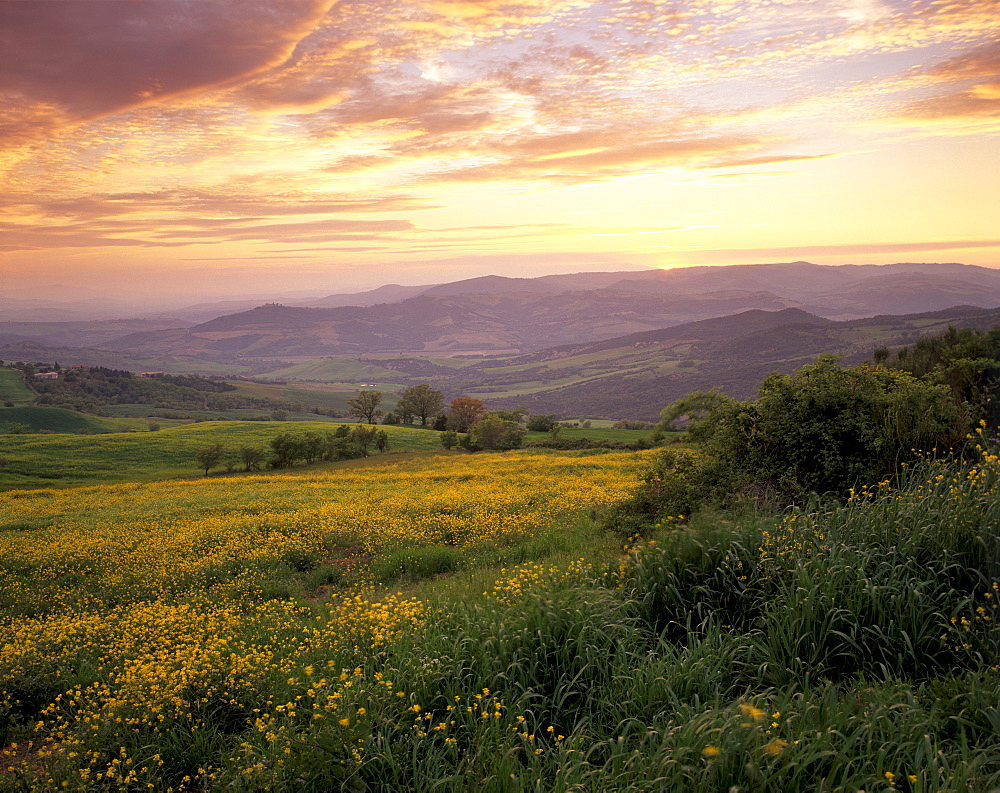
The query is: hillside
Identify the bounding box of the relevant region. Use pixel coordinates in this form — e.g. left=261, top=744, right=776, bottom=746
left=464, top=305, right=1000, bottom=419
left=99, top=289, right=802, bottom=359
left=0, top=420, right=443, bottom=490
left=8, top=262, right=1000, bottom=369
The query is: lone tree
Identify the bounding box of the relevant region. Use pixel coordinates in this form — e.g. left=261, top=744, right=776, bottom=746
left=195, top=443, right=225, bottom=476
left=446, top=397, right=487, bottom=432
left=238, top=445, right=266, bottom=472
left=471, top=413, right=525, bottom=451
left=397, top=384, right=444, bottom=426
left=348, top=390, right=384, bottom=424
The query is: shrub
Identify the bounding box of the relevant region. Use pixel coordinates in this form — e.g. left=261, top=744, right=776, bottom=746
left=658, top=356, right=967, bottom=507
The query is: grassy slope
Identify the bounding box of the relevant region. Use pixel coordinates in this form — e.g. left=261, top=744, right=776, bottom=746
left=0, top=420, right=443, bottom=490
left=0, top=368, right=34, bottom=405
left=224, top=380, right=405, bottom=413
left=0, top=406, right=160, bottom=434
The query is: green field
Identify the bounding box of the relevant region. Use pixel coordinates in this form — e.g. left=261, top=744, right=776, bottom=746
left=224, top=380, right=406, bottom=413
left=0, top=420, right=443, bottom=490
left=0, top=406, right=171, bottom=434
left=1, top=430, right=998, bottom=790
left=0, top=368, right=34, bottom=405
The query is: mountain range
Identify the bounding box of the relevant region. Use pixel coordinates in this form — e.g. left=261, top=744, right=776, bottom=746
left=2, top=261, right=999, bottom=419
left=5, top=260, right=996, bottom=363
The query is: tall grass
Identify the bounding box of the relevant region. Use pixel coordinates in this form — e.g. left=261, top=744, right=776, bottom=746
left=2, top=443, right=998, bottom=790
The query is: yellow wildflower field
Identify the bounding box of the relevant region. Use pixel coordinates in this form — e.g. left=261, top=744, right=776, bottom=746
left=0, top=449, right=650, bottom=787
left=0, top=450, right=650, bottom=609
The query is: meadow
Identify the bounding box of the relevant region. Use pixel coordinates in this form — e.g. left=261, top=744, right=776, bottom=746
left=0, top=432, right=998, bottom=790
left=0, top=421, right=444, bottom=490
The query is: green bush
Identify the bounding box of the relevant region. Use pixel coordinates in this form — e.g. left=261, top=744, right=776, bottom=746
left=373, top=545, right=465, bottom=582
left=652, top=356, right=968, bottom=516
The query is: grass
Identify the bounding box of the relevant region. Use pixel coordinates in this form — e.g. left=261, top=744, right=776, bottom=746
left=0, top=420, right=446, bottom=490
left=528, top=426, right=652, bottom=442
left=1, top=406, right=138, bottom=435
left=0, top=437, right=997, bottom=790
left=0, top=369, right=34, bottom=406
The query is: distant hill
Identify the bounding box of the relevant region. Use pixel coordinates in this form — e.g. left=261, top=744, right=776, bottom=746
left=91, top=261, right=1000, bottom=361
left=103, top=289, right=804, bottom=359
left=471, top=305, right=1000, bottom=420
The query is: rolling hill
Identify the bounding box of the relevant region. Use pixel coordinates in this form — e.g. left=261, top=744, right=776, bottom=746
left=457, top=305, right=1000, bottom=420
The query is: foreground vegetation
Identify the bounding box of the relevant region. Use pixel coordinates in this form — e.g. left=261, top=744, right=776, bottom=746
left=1, top=435, right=997, bottom=790
left=2, top=334, right=997, bottom=791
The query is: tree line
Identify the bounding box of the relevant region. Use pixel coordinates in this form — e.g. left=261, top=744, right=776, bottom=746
left=195, top=425, right=389, bottom=475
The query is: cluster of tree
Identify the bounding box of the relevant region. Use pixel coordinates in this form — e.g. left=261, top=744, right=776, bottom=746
left=194, top=425, right=390, bottom=475
left=440, top=410, right=527, bottom=452
left=605, top=351, right=980, bottom=531
left=612, top=419, right=655, bottom=430
left=877, top=325, right=1000, bottom=426
left=25, top=366, right=304, bottom=415
left=348, top=384, right=451, bottom=427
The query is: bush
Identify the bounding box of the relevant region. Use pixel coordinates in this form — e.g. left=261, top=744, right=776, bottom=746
left=659, top=356, right=967, bottom=507
left=471, top=414, right=525, bottom=450
left=526, top=414, right=559, bottom=432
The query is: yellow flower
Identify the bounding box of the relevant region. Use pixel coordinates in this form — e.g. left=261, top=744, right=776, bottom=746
left=763, top=738, right=788, bottom=756
left=738, top=703, right=766, bottom=722
left=702, top=745, right=721, bottom=758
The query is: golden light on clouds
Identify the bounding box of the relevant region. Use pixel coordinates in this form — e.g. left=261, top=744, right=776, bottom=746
left=1, top=0, right=998, bottom=301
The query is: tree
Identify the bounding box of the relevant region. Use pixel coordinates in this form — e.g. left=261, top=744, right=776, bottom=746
left=491, top=409, right=526, bottom=424
left=440, top=429, right=458, bottom=450
left=348, top=390, right=384, bottom=424
left=300, top=431, right=325, bottom=464
left=269, top=432, right=304, bottom=468
left=660, top=355, right=966, bottom=501
left=238, top=445, right=266, bottom=472
left=375, top=430, right=389, bottom=453
left=471, top=413, right=525, bottom=451
left=351, top=425, right=379, bottom=457
left=195, top=443, right=225, bottom=476
left=397, top=384, right=444, bottom=427
left=526, top=414, right=558, bottom=432
left=884, top=325, right=1000, bottom=427
left=447, top=397, right=487, bottom=432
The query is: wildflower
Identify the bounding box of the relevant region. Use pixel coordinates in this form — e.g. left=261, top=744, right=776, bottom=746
left=738, top=703, right=766, bottom=722
left=702, top=745, right=721, bottom=758
left=763, top=738, right=788, bottom=756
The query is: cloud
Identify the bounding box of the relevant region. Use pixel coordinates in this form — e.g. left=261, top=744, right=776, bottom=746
left=0, top=215, right=415, bottom=251
left=893, top=44, right=1000, bottom=122
left=2, top=0, right=999, bottom=274
left=685, top=240, right=1000, bottom=260
left=0, top=0, right=336, bottom=139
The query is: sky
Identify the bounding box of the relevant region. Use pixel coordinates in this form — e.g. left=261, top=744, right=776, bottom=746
left=1, top=0, right=999, bottom=306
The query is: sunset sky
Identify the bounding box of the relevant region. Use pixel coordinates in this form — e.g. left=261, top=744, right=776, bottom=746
left=1, top=0, right=998, bottom=306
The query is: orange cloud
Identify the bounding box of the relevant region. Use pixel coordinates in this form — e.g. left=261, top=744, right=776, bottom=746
left=893, top=44, right=1000, bottom=121
left=0, top=0, right=336, bottom=140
